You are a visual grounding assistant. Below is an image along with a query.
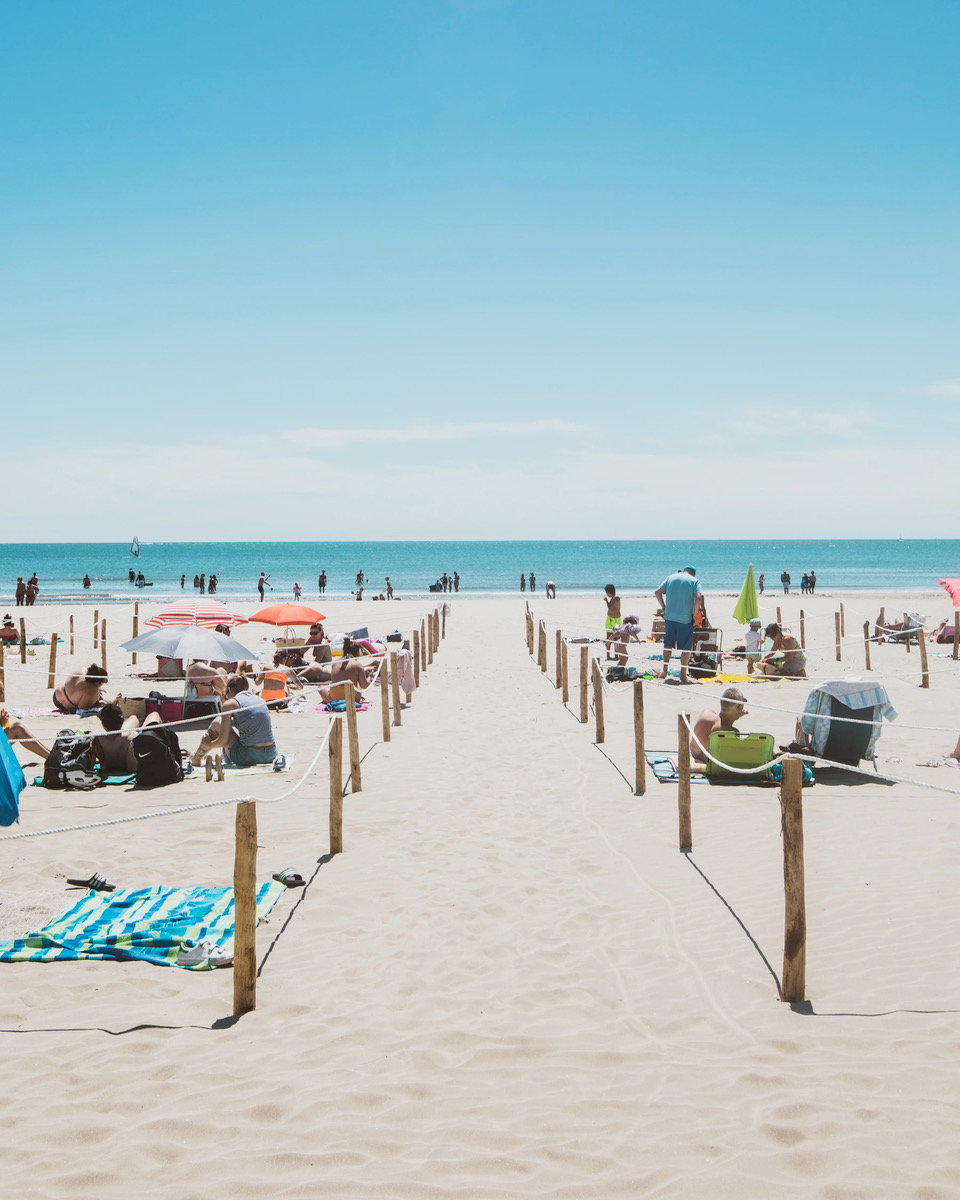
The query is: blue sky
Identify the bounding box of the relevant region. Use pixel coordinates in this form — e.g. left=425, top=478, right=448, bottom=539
left=3, top=1, right=958, bottom=540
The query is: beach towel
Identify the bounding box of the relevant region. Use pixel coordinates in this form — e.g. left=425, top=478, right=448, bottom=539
left=33, top=773, right=136, bottom=788
left=222, top=755, right=294, bottom=774
left=319, top=700, right=372, bottom=713
left=644, top=751, right=709, bottom=784
left=0, top=882, right=284, bottom=969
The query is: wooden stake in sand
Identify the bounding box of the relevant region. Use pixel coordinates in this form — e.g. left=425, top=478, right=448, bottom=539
left=131, top=602, right=138, bottom=667
left=538, top=620, right=547, bottom=673
left=93, top=609, right=99, bottom=650
left=526, top=611, right=534, bottom=655
left=19, top=618, right=26, bottom=665
left=101, top=619, right=107, bottom=671
left=677, top=713, right=692, bottom=852
left=919, top=628, right=929, bottom=689
left=412, top=629, right=421, bottom=687
left=0, top=651, right=5, bottom=702
left=380, top=659, right=391, bottom=743
left=343, top=682, right=362, bottom=792
left=780, top=757, right=806, bottom=1004
left=904, top=612, right=911, bottom=654
left=799, top=610, right=805, bottom=650
left=863, top=621, right=871, bottom=671
left=390, top=651, right=402, bottom=726
left=328, top=718, right=344, bottom=854
left=433, top=610, right=440, bottom=653
left=840, top=602, right=845, bottom=637
left=232, top=800, right=258, bottom=1016
left=579, top=646, right=589, bottom=724
left=47, top=632, right=57, bottom=689
left=554, top=629, right=562, bottom=688
left=69, top=614, right=74, bottom=656
left=834, top=612, right=842, bottom=662
left=592, top=658, right=605, bottom=743
left=776, top=605, right=782, bottom=626
left=427, top=615, right=434, bottom=665
left=442, top=606, right=446, bottom=639
left=633, top=679, right=646, bottom=795
left=421, top=620, right=428, bottom=672
left=877, top=607, right=886, bottom=643
left=561, top=638, right=569, bottom=704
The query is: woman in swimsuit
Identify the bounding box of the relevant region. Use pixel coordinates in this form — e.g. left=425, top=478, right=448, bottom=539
left=52, top=665, right=109, bottom=713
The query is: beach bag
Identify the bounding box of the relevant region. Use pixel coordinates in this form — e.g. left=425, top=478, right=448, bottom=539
left=133, top=727, right=183, bottom=788
left=44, top=732, right=102, bottom=791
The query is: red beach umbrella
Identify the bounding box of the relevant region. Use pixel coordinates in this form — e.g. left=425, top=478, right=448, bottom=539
left=248, top=603, right=326, bottom=627
left=939, top=579, right=960, bottom=606
left=144, top=599, right=248, bottom=629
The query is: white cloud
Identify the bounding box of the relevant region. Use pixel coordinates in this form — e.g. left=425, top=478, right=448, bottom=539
left=916, top=380, right=960, bottom=399
left=282, top=419, right=590, bottom=448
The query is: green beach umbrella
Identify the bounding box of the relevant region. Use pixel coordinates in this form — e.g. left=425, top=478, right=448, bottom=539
left=732, top=564, right=760, bottom=625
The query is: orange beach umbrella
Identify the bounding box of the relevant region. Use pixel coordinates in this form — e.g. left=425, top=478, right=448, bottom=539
left=248, top=603, right=326, bottom=626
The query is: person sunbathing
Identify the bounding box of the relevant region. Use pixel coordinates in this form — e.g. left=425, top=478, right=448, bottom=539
left=296, top=655, right=379, bottom=690
left=53, top=665, right=109, bottom=713
left=1, top=713, right=51, bottom=760
left=303, top=623, right=332, bottom=664
left=255, top=651, right=305, bottom=703
left=94, top=703, right=162, bottom=774
left=691, top=688, right=748, bottom=763
left=185, top=660, right=231, bottom=700
left=0, top=616, right=18, bottom=644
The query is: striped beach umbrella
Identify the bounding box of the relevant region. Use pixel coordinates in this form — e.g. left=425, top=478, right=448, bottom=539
left=144, top=599, right=248, bottom=629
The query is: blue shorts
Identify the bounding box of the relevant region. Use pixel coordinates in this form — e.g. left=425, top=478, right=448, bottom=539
left=225, top=742, right=277, bottom=767
left=663, top=619, right=694, bottom=651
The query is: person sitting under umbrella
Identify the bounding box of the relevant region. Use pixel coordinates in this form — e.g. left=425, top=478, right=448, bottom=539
left=190, top=675, right=281, bottom=768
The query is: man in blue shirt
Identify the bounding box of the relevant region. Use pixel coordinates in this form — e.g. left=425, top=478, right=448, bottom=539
left=654, top=566, right=703, bottom=684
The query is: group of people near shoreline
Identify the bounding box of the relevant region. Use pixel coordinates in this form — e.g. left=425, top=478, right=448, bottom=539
left=13, top=575, right=39, bottom=606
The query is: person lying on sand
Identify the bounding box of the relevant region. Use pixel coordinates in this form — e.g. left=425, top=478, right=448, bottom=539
left=53, top=665, right=109, bottom=713
left=690, top=687, right=748, bottom=764
left=296, top=656, right=379, bottom=690
left=94, top=703, right=162, bottom=774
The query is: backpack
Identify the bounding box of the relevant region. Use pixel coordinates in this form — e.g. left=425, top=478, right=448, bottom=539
left=133, top=726, right=183, bottom=788
left=43, top=732, right=102, bottom=791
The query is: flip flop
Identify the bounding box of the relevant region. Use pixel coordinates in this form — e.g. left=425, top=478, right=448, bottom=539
left=66, top=873, right=116, bottom=892
left=272, top=868, right=305, bottom=888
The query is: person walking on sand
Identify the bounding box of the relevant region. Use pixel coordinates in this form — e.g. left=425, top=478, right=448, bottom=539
left=603, top=584, right=621, bottom=659
left=654, top=566, right=703, bottom=684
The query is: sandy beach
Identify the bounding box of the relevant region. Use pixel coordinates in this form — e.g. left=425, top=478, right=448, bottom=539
left=2, top=588, right=959, bottom=1198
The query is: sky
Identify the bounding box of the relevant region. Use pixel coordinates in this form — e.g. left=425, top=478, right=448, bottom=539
left=2, top=0, right=958, bottom=541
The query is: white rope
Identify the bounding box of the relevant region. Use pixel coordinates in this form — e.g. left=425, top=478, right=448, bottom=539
left=0, top=719, right=337, bottom=843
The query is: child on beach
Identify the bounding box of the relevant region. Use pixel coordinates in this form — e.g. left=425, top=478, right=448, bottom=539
left=604, top=584, right=621, bottom=659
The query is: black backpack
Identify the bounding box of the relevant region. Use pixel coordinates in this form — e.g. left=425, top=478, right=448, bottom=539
left=44, top=732, right=103, bottom=791
left=133, top=727, right=184, bottom=788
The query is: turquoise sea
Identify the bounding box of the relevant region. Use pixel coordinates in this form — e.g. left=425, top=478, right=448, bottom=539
left=1, top=541, right=957, bottom=604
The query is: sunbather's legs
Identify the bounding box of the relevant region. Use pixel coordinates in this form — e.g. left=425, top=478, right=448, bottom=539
left=191, top=713, right=233, bottom=766
left=6, top=720, right=51, bottom=760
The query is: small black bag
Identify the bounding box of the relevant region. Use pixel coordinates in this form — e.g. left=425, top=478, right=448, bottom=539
left=133, top=727, right=184, bottom=788
left=43, top=732, right=102, bottom=791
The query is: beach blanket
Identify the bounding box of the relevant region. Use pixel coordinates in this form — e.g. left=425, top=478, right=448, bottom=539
left=0, top=882, right=284, bottom=970
left=8, top=706, right=62, bottom=718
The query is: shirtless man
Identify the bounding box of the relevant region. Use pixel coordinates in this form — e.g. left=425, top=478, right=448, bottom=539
left=691, top=687, right=748, bottom=763
left=603, top=584, right=622, bottom=659
left=53, top=665, right=109, bottom=713
left=93, top=704, right=162, bottom=774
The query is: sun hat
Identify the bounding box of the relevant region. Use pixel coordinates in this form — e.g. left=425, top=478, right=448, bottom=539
left=749, top=618, right=762, bottom=627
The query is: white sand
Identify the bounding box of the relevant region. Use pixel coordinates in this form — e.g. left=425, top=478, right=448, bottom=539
left=2, top=589, right=960, bottom=1198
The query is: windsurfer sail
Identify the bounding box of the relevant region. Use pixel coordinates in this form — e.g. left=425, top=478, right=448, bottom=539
left=130, top=536, right=140, bottom=557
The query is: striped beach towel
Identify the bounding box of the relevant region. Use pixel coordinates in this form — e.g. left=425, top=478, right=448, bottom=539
left=0, top=882, right=284, bottom=970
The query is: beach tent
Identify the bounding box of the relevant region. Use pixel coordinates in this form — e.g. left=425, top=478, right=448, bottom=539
left=732, top=564, right=760, bottom=625
left=0, top=726, right=25, bottom=826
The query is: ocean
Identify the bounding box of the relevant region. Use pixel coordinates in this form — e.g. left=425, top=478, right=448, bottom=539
left=1, top=541, right=957, bottom=604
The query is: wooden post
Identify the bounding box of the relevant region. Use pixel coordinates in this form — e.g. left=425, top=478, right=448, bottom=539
left=328, top=718, right=343, bottom=854
left=538, top=620, right=547, bottom=673
left=919, top=628, right=929, bottom=689
left=427, top=615, right=434, bottom=665
left=776, top=605, right=782, bottom=626
left=131, top=602, right=138, bottom=666
left=561, top=639, right=569, bottom=704
left=878, top=607, right=885, bottom=643
left=799, top=610, right=805, bottom=650
left=903, top=612, right=911, bottom=654
left=0, top=651, right=5, bottom=702
left=380, top=659, right=391, bottom=743
left=840, top=602, right=845, bottom=637
left=592, top=658, right=605, bottom=743
left=412, top=629, right=421, bottom=687
left=677, top=713, right=692, bottom=852
left=863, top=621, right=871, bottom=671
left=19, top=618, right=26, bottom=665
left=526, top=611, right=534, bottom=655
left=955, top=611, right=959, bottom=661
left=780, top=757, right=806, bottom=1004
left=555, top=629, right=562, bottom=689
left=232, top=800, right=258, bottom=1016
left=69, top=614, right=74, bottom=656
left=390, top=651, right=402, bottom=726
left=834, top=612, right=842, bottom=662
left=420, top=620, right=428, bottom=672
left=633, top=679, right=646, bottom=795
left=579, top=646, right=589, bottom=723
left=101, top=619, right=107, bottom=671
left=47, top=632, right=57, bottom=689
left=93, top=609, right=99, bottom=650
left=343, top=681, right=362, bottom=792
left=433, top=610, right=440, bottom=653
left=442, top=605, right=446, bottom=639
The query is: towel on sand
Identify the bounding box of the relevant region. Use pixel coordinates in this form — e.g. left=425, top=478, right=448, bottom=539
left=0, top=882, right=283, bottom=969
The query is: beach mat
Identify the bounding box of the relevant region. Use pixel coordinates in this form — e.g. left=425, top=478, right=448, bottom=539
left=32, top=773, right=136, bottom=788
left=0, top=882, right=283, bottom=969
left=644, top=751, right=709, bottom=784
left=222, top=755, right=294, bottom=774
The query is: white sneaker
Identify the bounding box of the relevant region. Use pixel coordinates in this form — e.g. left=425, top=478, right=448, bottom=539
left=177, top=938, right=233, bottom=969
